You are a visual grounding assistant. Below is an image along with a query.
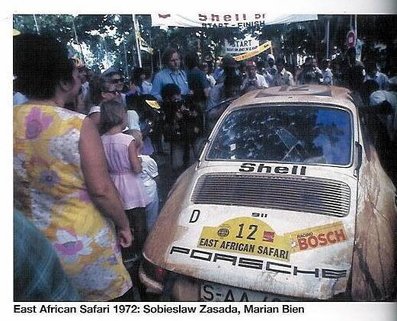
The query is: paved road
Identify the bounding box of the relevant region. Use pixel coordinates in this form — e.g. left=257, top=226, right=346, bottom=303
left=153, top=137, right=205, bottom=211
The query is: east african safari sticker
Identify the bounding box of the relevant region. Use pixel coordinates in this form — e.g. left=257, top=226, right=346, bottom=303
left=197, top=218, right=348, bottom=262
left=197, top=217, right=291, bottom=261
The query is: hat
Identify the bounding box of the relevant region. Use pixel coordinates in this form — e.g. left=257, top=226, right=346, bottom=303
left=267, top=54, right=275, bottom=61
left=246, top=61, right=256, bottom=67
left=222, top=54, right=237, bottom=68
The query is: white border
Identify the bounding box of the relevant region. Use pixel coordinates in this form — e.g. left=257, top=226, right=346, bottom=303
left=2, top=1, right=397, bottom=321
left=4, top=0, right=397, bottom=14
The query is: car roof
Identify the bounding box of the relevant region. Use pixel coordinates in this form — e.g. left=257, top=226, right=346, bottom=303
left=228, top=85, right=357, bottom=112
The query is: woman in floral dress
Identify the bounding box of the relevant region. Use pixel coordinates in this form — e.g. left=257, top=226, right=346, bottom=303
left=13, top=33, right=133, bottom=301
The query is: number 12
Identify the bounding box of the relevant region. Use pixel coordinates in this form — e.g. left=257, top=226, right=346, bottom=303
left=236, top=224, right=258, bottom=240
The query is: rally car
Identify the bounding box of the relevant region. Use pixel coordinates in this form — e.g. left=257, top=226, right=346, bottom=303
left=140, top=85, right=396, bottom=301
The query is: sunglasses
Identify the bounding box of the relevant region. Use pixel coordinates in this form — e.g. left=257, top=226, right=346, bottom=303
left=103, top=90, right=121, bottom=95
left=110, top=77, right=124, bottom=84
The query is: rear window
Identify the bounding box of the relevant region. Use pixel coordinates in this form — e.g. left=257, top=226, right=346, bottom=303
left=207, top=105, right=352, bottom=166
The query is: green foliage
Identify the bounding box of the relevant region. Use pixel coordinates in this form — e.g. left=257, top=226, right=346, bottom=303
left=14, top=14, right=395, bottom=76
left=13, top=14, right=245, bottom=75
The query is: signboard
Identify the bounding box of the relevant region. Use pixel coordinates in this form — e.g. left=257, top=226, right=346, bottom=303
left=233, top=41, right=272, bottom=61
left=346, top=30, right=356, bottom=48
left=151, top=13, right=317, bottom=28
left=225, top=35, right=259, bottom=55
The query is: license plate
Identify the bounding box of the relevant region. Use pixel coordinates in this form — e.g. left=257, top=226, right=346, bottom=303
left=200, top=282, right=294, bottom=302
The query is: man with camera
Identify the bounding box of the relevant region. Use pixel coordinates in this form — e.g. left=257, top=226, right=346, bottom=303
left=240, top=60, right=269, bottom=94
left=161, top=84, right=203, bottom=171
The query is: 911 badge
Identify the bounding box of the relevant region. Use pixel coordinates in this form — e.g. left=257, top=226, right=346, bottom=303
left=197, top=218, right=348, bottom=262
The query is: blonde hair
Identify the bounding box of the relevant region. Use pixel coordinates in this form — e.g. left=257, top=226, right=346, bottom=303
left=99, top=99, right=126, bottom=135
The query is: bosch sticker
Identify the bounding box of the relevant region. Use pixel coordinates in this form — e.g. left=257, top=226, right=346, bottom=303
left=287, top=222, right=347, bottom=253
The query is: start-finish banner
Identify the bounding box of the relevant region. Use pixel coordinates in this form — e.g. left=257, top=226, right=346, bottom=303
left=225, top=35, right=259, bottom=55
left=151, top=13, right=317, bottom=28
left=233, top=41, right=272, bottom=61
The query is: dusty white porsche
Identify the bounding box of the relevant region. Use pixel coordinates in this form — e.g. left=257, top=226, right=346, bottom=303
left=140, top=85, right=396, bottom=301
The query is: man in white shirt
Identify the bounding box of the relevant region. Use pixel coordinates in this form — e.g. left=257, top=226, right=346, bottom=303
left=240, top=61, right=269, bottom=94
left=273, top=58, right=295, bottom=86
left=265, top=54, right=277, bottom=86
left=368, top=76, right=397, bottom=184
left=369, top=76, right=397, bottom=143
left=365, top=60, right=389, bottom=90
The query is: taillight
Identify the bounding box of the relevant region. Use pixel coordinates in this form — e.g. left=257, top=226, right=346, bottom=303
left=142, top=258, right=168, bottom=283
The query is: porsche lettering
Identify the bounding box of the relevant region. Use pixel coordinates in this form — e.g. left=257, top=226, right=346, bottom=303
left=170, top=246, right=347, bottom=279
left=239, top=163, right=307, bottom=175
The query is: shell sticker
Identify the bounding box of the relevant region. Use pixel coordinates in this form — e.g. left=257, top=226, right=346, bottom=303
left=197, top=218, right=347, bottom=262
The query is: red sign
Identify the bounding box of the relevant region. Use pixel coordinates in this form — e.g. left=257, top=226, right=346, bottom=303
left=262, top=231, right=275, bottom=242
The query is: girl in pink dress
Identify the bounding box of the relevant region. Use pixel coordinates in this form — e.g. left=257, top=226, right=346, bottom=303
left=99, top=100, right=149, bottom=263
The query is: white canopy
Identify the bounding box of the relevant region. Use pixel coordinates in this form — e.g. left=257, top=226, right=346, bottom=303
left=151, top=13, right=317, bottom=28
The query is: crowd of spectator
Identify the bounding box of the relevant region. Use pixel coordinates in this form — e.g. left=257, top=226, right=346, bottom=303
left=13, top=30, right=397, bottom=302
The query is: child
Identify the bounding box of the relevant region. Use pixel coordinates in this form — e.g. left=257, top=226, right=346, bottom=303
left=99, top=99, right=149, bottom=262
left=130, top=130, right=160, bottom=231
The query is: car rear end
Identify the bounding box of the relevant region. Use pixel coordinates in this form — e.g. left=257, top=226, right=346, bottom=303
left=140, top=86, right=365, bottom=301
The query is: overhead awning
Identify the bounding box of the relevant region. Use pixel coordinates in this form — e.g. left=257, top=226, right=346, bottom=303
left=264, top=14, right=318, bottom=25
left=151, top=13, right=317, bottom=28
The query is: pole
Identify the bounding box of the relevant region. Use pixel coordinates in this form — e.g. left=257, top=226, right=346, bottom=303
left=354, top=15, right=357, bottom=36
left=101, top=36, right=110, bottom=70
left=326, top=18, right=330, bottom=59
left=72, top=15, right=85, bottom=64
left=132, top=14, right=142, bottom=68
left=122, top=36, right=129, bottom=79
left=33, top=14, right=40, bottom=34
left=149, top=29, right=154, bottom=76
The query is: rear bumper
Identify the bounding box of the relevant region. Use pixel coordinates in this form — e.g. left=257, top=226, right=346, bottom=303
left=139, top=266, right=200, bottom=300
left=139, top=265, right=163, bottom=294
left=139, top=266, right=352, bottom=301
